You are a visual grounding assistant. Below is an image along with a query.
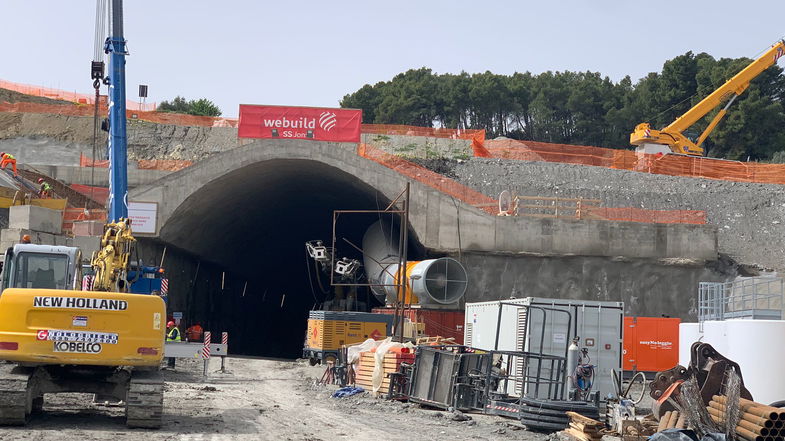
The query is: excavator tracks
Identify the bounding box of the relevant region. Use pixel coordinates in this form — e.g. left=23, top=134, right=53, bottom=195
left=0, top=364, right=33, bottom=426
left=126, top=369, right=164, bottom=429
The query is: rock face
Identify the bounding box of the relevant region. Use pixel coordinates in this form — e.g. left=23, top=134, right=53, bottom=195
left=0, top=112, right=241, bottom=164
left=416, top=157, right=785, bottom=271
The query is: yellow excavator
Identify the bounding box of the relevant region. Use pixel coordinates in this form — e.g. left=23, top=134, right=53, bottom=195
left=0, top=1, right=166, bottom=427
left=0, top=220, right=165, bottom=427
left=630, top=39, right=785, bottom=156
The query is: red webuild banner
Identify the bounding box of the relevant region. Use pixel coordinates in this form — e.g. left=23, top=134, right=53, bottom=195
left=238, top=105, right=362, bottom=142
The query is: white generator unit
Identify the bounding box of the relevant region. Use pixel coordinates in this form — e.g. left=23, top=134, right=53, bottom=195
left=464, top=297, right=623, bottom=400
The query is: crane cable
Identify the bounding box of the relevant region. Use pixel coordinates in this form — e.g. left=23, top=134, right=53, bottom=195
left=90, top=0, right=108, bottom=212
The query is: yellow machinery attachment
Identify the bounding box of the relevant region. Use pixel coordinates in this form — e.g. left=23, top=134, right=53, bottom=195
left=91, top=218, right=136, bottom=292
left=0, top=288, right=165, bottom=367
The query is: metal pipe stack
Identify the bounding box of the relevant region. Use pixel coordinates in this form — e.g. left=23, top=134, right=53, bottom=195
left=708, top=395, right=785, bottom=441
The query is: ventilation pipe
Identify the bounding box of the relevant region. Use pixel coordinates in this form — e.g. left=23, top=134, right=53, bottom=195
left=362, top=220, right=467, bottom=306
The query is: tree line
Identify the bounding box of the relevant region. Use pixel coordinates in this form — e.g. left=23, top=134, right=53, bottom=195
left=340, top=53, right=785, bottom=161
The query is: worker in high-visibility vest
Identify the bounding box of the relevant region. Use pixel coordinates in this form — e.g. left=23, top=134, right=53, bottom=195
left=165, top=320, right=181, bottom=368
left=0, top=153, right=17, bottom=176
left=37, top=178, right=52, bottom=198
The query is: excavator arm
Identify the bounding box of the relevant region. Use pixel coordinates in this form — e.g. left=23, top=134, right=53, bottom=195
left=631, top=39, right=785, bottom=156
left=90, top=218, right=135, bottom=292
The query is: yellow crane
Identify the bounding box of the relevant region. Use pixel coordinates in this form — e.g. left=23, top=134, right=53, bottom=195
left=630, top=39, right=785, bottom=156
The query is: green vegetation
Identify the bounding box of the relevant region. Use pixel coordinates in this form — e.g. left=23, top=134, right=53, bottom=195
left=157, top=96, right=222, bottom=117
left=341, top=54, right=785, bottom=161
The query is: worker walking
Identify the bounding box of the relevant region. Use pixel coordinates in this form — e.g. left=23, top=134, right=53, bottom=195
left=0, top=152, right=17, bottom=176
left=186, top=322, right=204, bottom=342
left=37, top=178, right=52, bottom=198
left=165, top=320, right=181, bottom=368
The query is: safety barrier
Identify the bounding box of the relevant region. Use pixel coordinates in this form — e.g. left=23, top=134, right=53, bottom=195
left=164, top=331, right=230, bottom=376
left=0, top=100, right=238, bottom=128
left=362, top=124, right=490, bottom=157
left=0, top=79, right=155, bottom=110
left=79, top=154, right=193, bottom=172
left=62, top=208, right=107, bottom=234
left=585, top=207, right=707, bottom=225
left=136, top=159, right=193, bottom=171
left=485, top=138, right=785, bottom=186
left=357, top=143, right=497, bottom=214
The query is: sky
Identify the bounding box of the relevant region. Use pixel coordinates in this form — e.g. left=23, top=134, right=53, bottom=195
left=0, top=0, right=783, bottom=118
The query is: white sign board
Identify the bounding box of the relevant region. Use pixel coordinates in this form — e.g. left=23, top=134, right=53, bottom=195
left=128, top=201, right=158, bottom=234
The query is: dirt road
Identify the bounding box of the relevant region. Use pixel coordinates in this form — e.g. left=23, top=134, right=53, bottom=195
left=0, top=357, right=551, bottom=441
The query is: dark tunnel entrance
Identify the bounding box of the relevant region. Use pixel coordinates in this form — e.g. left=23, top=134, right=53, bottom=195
left=153, top=159, right=424, bottom=358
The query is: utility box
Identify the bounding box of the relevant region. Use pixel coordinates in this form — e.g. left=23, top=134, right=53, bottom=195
left=623, top=317, right=680, bottom=372
left=464, top=297, right=623, bottom=400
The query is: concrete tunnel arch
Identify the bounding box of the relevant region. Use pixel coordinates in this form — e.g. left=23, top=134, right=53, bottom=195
left=130, top=140, right=447, bottom=358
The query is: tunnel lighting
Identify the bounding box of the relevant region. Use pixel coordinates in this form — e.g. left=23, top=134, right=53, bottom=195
left=305, top=240, right=331, bottom=262
left=334, top=258, right=361, bottom=278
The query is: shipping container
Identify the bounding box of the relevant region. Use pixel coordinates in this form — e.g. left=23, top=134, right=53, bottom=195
left=302, top=311, right=393, bottom=364
left=371, top=307, right=464, bottom=344
left=464, top=297, right=623, bottom=400
left=623, top=317, right=680, bottom=372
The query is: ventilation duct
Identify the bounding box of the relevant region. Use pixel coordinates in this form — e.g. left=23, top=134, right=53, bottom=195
left=362, top=220, right=467, bottom=306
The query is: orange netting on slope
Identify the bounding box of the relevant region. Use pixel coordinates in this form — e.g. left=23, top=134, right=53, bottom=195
left=137, top=159, right=193, bottom=171
left=357, top=143, right=497, bottom=214
left=70, top=184, right=109, bottom=204
left=0, top=100, right=238, bottom=128
left=362, top=124, right=491, bottom=157
left=0, top=79, right=155, bottom=110
left=586, top=207, right=706, bottom=225
left=485, top=138, right=785, bottom=185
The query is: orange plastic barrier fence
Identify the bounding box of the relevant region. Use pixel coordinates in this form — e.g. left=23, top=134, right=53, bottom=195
left=70, top=184, right=109, bottom=203
left=486, top=138, right=785, bottom=186
left=79, top=154, right=193, bottom=171
left=587, top=207, right=706, bottom=225
left=80, top=154, right=109, bottom=168
left=0, top=79, right=155, bottom=111
left=0, top=100, right=239, bottom=128
left=62, top=207, right=107, bottom=233
left=362, top=124, right=491, bottom=157
left=137, top=159, right=193, bottom=171
left=357, top=143, right=497, bottom=214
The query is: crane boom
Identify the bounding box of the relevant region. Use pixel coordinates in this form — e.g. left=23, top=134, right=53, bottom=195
left=106, top=0, right=128, bottom=221
left=631, top=39, right=785, bottom=156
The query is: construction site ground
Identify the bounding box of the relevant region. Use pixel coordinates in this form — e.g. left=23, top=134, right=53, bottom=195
left=1, top=357, right=564, bottom=441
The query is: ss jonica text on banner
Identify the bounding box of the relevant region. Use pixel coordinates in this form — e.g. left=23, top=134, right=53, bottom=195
left=238, top=105, right=362, bottom=142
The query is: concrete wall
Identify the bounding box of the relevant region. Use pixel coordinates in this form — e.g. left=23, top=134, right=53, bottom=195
left=131, top=140, right=718, bottom=261
left=31, top=164, right=170, bottom=188
left=454, top=252, right=734, bottom=321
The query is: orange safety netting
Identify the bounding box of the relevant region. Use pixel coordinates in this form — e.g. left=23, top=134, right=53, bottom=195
left=80, top=154, right=108, bottom=168
left=0, top=79, right=155, bottom=111
left=70, top=184, right=109, bottom=203
left=357, top=143, right=497, bottom=214
left=137, top=159, right=193, bottom=171
left=79, top=154, right=193, bottom=171
left=486, top=138, right=785, bottom=186
left=62, top=207, right=107, bottom=233
left=362, top=124, right=491, bottom=157
left=586, top=207, right=706, bottom=225
left=0, top=100, right=239, bottom=128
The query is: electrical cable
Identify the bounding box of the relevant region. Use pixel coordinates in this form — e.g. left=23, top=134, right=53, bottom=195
left=304, top=246, right=320, bottom=304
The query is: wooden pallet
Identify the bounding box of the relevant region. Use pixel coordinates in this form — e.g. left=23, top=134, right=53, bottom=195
left=564, top=411, right=604, bottom=441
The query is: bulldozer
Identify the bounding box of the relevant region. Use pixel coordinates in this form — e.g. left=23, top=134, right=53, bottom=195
left=0, top=219, right=166, bottom=427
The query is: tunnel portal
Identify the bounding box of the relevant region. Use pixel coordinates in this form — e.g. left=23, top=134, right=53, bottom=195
left=156, top=158, right=422, bottom=358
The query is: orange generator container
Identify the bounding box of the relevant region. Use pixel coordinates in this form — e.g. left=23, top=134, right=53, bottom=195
left=371, top=308, right=465, bottom=344
left=623, top=316, right=680, bottom=372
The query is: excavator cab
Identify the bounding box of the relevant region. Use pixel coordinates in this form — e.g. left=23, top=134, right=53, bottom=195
left=1, top=244, right=82, bottom=292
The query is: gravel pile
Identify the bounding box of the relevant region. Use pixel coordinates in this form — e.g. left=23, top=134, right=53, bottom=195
left=419, top=158, right=785, bottom=271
